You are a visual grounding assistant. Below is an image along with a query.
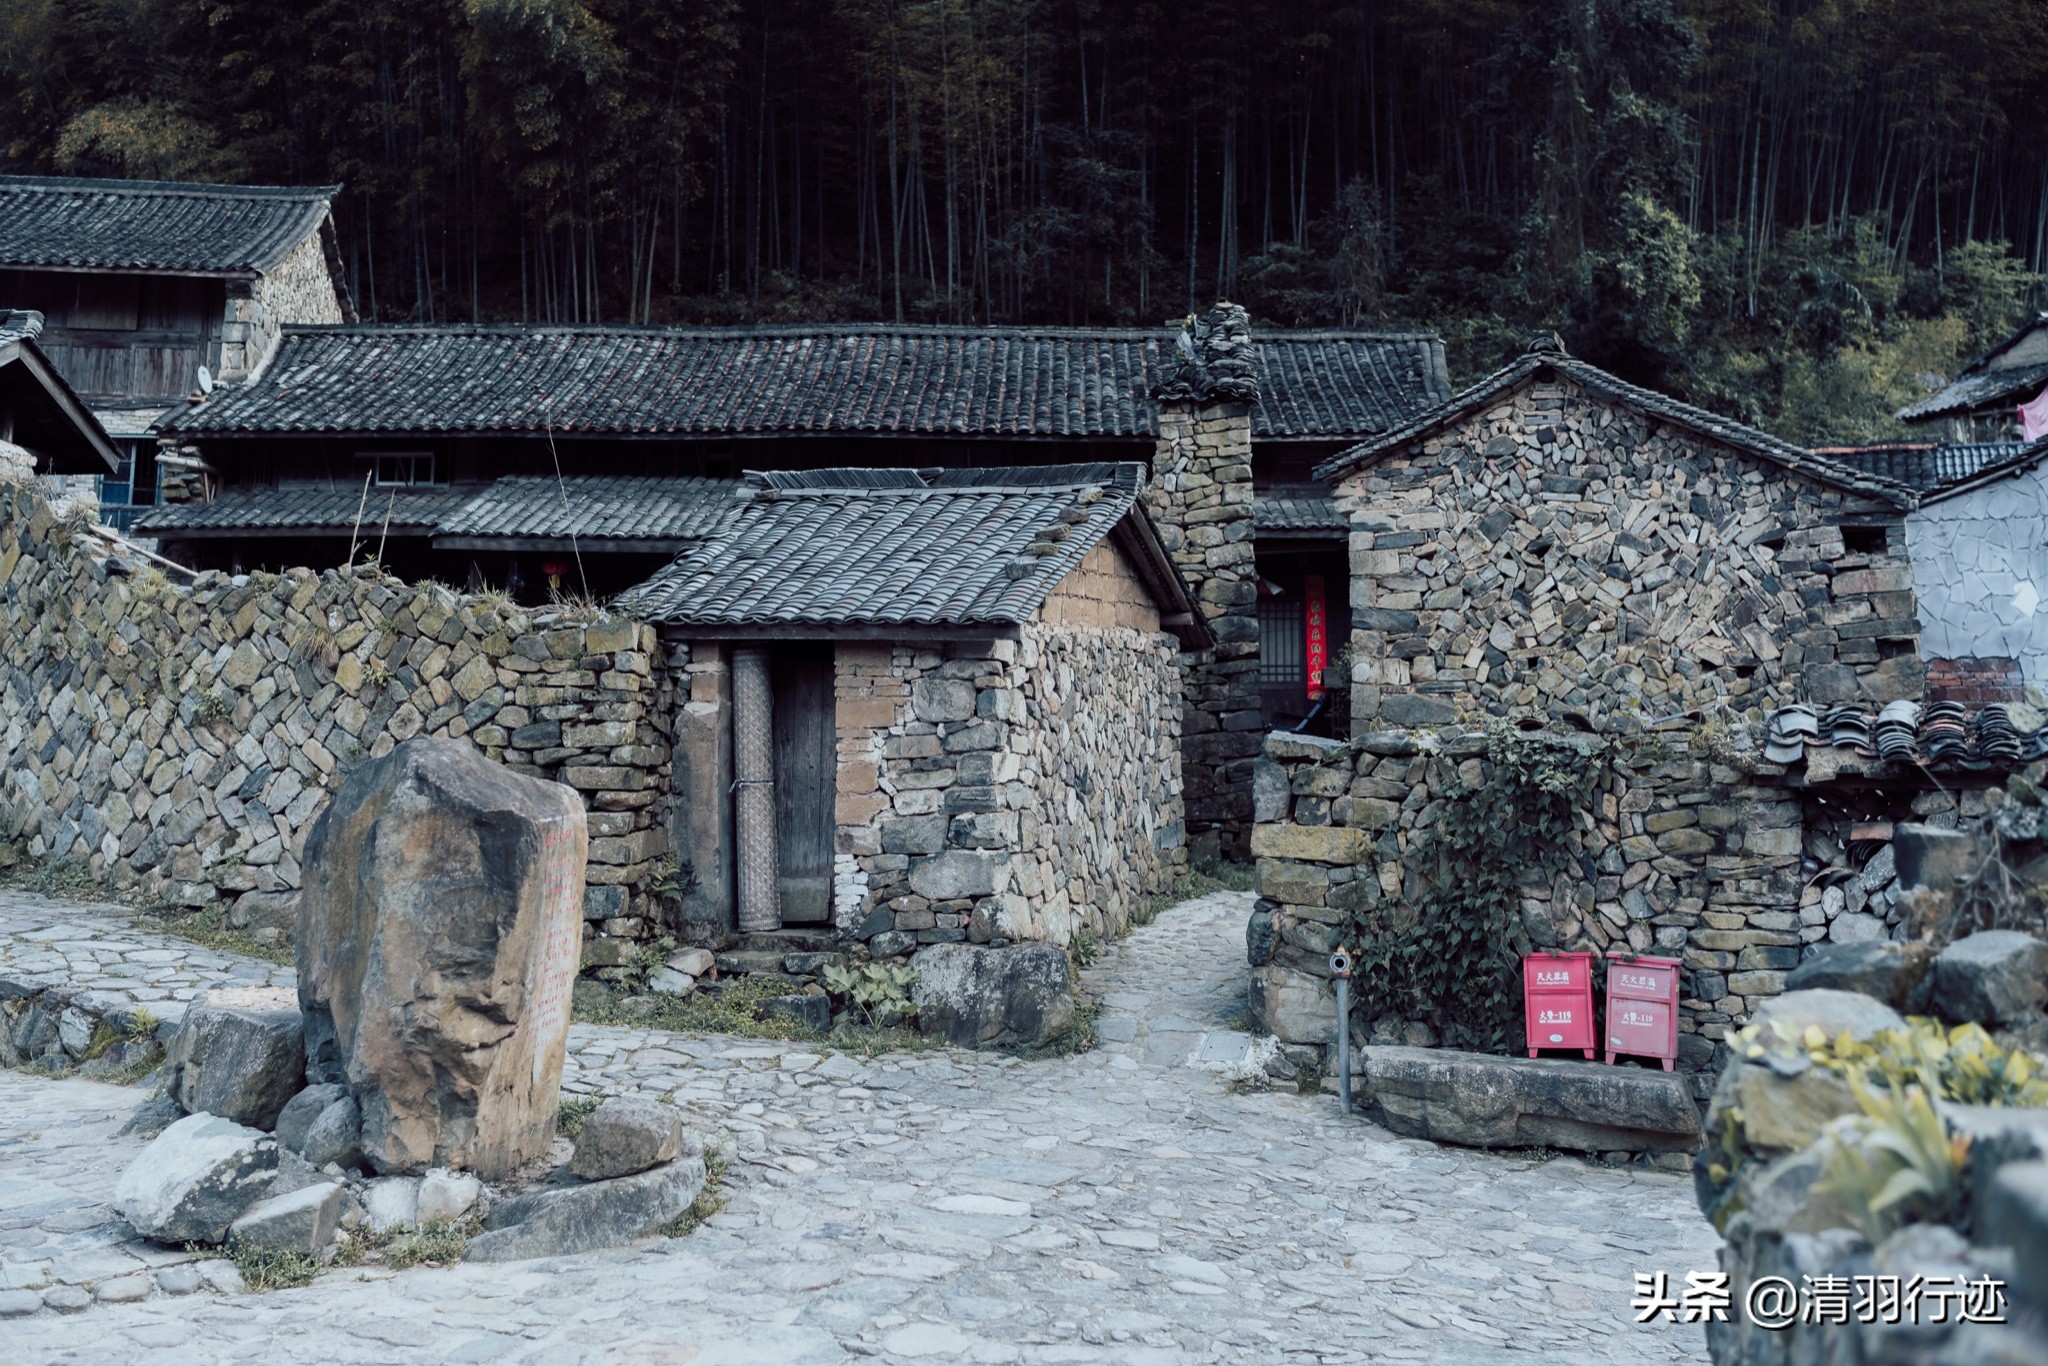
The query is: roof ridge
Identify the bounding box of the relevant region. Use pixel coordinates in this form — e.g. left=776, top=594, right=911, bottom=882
left=0, top=174, right=341, bottom=200
left=270, top=320, right=1446, bottom=343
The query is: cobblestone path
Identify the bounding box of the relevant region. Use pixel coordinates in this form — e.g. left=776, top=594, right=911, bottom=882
left=0, top=888, right=1720, bottom=1364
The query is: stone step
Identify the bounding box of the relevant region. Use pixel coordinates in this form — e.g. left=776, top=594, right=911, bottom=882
left=713, top=950, right=795, bottom=977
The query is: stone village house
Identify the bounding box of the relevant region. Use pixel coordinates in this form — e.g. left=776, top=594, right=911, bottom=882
left=612, top=464, right=1204, bottom=958
left=1244, top=337, right=1953, bottom=1090
left=0, top=174, right=350, bottom=528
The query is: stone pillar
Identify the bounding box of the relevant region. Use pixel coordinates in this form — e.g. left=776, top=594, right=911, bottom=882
left=1146, top=303, right=1263, bottom=861
left=670, top=639, right=735, bottom=944
left=731, top=646, right=780, bottom=932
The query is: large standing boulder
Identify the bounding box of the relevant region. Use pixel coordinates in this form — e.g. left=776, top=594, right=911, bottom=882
left=464, top=1156, right=707, bottom=1263
left=1932, top=930, right=2048, bottom=1026
left=113, top=1113, right=278, bottom=1244
left=167, top=986, right=306, bottom=1130
left=297, top=737, right=587, bottom=1180
left=910, top=943, right=1075, bottom=1050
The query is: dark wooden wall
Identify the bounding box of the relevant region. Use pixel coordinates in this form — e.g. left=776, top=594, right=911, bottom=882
left=0, top=269, right=223, bottom=401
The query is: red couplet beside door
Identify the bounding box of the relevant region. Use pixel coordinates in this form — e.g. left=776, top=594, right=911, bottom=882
left=1522, top=951, right=1595, bottom=1059
left=1604, top=953, right=1681, bottom=1070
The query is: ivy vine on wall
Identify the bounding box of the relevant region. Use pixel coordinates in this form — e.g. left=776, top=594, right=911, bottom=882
left=1340, top=722, right=1611, bottom=1053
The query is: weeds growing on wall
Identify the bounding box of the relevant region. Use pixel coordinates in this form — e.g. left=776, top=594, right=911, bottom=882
left=1340, top=722, right=1609, bottom=1053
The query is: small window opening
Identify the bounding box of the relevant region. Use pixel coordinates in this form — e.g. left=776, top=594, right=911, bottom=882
left=1841, top=525, right=1887, bottom=554
left=370, top=453, right=439, bottom=487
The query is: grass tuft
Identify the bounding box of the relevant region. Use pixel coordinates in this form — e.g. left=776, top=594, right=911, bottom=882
left=230, top=1245, right=319, bottom=1292
left=556, top=1095, right=601, bottom=1136
left=383, top=1222, right=470, bottom=1270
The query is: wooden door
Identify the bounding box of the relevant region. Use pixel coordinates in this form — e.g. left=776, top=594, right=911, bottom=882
left=771, top=644, right=835, bottom=924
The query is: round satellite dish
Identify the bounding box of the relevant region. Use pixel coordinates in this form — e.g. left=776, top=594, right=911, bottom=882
left=196, top=365, right=214, bottom=394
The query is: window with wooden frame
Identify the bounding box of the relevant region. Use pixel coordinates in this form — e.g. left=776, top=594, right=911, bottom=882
left=367, top=452, right=439, bottom=486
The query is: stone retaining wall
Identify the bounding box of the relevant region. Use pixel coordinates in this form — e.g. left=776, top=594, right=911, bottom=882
left=0, top=480, right=677, bottom=962
left=1249, top=724, right=1809, bottom=1095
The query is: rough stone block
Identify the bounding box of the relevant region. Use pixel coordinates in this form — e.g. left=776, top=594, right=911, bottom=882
left=1783, top=941, right=1929, bottom=1009
left=570, top=1098, right=684, bottom=1180
left=911, top=943, right=1075, bottom=1050
left=466, top=1155, right=706, bottom=1263
left=113, top=1113, right=278, bottom=1244
left=228, top=1182, right=341, bottom=1256
left=1249, top=823, right=1366, bottom=865
left=1892, top=824, right=1981, bottom=892
left=168, top=986, right=306, bottom=1130
left=1933, top=931, right=2048, bottom=1026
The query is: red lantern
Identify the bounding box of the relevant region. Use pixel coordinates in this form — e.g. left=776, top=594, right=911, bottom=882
left=541, top=558, right=569, bottom=590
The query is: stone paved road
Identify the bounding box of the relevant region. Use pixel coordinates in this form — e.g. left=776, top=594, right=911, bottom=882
left=0, top=888, right=1720, bottom=1364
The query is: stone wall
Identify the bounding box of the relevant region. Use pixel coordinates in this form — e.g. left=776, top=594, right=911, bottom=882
left=219, top=225, right=345, bottom=382
left=1906, top=460, right=2048, bottom=685
left=1336, top=375, right=1922, bottom=733
left=0, top=478, right=677, bottom=965
left=1249, top=724, right=1808, bottom=1096
left=830, top=620, right=1183, bottom=957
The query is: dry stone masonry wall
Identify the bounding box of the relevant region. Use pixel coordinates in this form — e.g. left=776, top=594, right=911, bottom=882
left=1250, top=724, right=1808, bottom=1096
left=218, top=228, right=346, bottom=383
left=1336, top=375, right=1922, bottom=732
left=831, top=623, right=1183, bottom=959
left=0, top=480, right=677, bottom=964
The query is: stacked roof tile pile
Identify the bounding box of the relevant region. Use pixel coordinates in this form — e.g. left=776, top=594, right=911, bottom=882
left=1764, top=700, right=2048, bottom=771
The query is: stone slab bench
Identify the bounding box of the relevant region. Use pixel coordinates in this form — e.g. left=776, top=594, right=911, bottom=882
left=1355, top=1045, right=1702, bottom=1154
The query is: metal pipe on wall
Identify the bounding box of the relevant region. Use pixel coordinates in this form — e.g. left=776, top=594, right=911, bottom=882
left=731, top=646, right=779, bottom=933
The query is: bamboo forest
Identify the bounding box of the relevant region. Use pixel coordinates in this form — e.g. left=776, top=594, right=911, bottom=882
left=7, top=0, right=2045, bottom=438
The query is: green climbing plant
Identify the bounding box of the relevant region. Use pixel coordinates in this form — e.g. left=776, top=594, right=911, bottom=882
left=1340, top=721, right=1609, bottom=1053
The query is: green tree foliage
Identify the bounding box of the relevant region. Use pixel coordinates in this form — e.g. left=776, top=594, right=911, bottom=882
left=2, top=0, right=2044, bottom=437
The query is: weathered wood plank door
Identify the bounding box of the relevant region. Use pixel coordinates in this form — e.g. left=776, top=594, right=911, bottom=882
left=771, top=644, right=835, bottom=924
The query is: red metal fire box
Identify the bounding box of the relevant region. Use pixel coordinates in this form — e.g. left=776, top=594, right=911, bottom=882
left=1522, top=951, right=1594, bottom=1059
left=1604, top=953, right=1681, bottom=1070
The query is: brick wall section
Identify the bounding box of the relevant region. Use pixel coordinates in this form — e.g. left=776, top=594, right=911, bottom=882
left=1147, top=400, right=1261, bottom=859
left=1334, top=377, right=1921, bottom=731
left=0, top=479, right=679, bottom=968
left=1925, top=656, right=2025, bottom=706
left=1037, top=540, right=1162, bottom=632
left=830, top=610, right=1183, bottom=956
left=1249, top=726, right=1803, bottom=1097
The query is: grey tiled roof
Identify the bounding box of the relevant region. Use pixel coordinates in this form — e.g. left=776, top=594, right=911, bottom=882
left=159, top=324, right=1450, bottom=440
left=1813, top=441, right=2040, bottom=496
left=614, top=463, right=1199, bottom=637
left=0, top=175, right=338, bottom=276
left=1899, top=314, right=2048, bottom=422
left=1315, top=348, right=1920, bottom=508
left=433, top=475, right=736, bottom=545
left=0, top=309, right=43, bottom=346
left=1897, top=361, right=2048, bottom=423
left=135, top=484, right=474, bottom=535
left=1254, top=486, right=1347, bottom=535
